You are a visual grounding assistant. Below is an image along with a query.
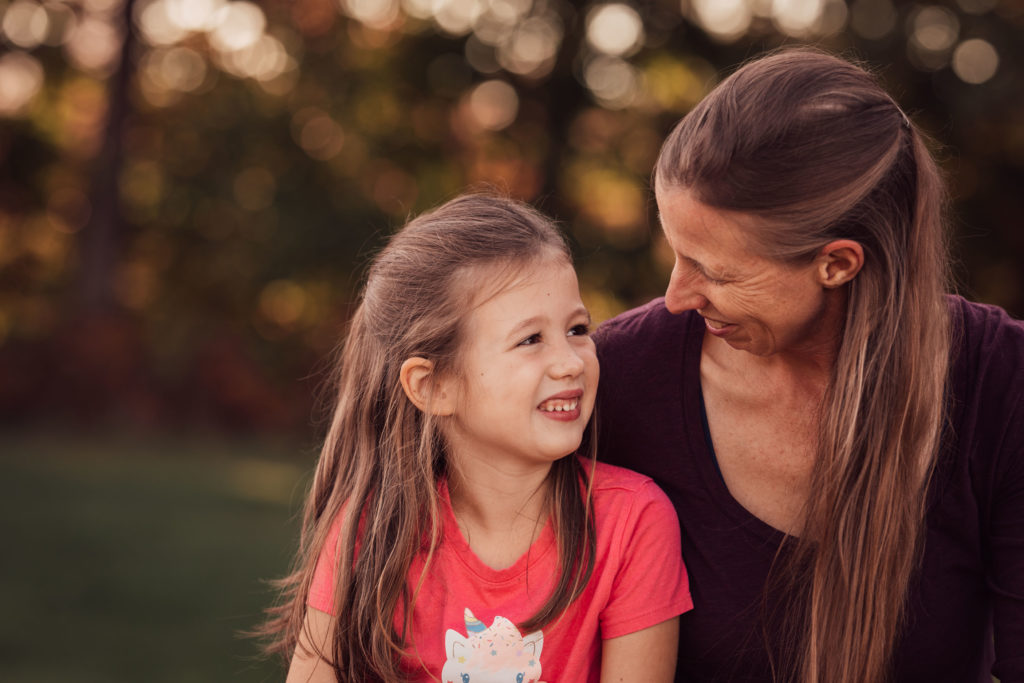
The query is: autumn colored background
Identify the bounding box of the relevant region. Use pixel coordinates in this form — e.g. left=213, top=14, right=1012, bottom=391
left=0, top=0, right=1021, bottom=680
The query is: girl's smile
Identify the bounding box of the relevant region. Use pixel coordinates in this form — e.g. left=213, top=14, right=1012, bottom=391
left=537, top=389, right=584, bottom=421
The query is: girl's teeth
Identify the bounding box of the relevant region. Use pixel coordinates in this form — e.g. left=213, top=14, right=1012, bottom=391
left=541, top=399, right=578, bottom=412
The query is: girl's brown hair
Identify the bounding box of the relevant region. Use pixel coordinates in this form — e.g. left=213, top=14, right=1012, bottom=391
left=259, top=194, right=597, bottom=680
left=655, top=48, right=951, bottom=683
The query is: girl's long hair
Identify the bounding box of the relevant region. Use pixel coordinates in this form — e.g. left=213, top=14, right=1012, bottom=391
left=258, top=194, right=597, bottom=680
left=655, top=48, right=951, bottom=683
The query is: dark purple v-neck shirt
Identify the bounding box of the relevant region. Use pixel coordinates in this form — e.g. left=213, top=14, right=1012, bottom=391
left=594, top=295, right=1024, bottom=682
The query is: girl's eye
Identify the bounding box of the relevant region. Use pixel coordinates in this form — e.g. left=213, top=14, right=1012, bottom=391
left=518, top=333, right=542, bottom=346
left=568, top=323, right=590, bottom=337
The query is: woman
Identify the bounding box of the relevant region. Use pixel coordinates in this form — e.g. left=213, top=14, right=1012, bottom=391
left=594, top=48, right=1023, bottom=682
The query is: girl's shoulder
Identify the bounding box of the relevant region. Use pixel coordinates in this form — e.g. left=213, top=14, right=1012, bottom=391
left=579, top=458, right=676, bottom=523
left=584, top=458, right=655, bottom=490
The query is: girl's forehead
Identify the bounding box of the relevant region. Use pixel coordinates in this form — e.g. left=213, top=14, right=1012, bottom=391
left=456, top=252, right=572, bottom=304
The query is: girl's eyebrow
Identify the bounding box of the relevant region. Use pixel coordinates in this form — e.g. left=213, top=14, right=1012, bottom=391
left=505, top=306, right=590, bottom=341
left=506, top=316, right=545, bottom=341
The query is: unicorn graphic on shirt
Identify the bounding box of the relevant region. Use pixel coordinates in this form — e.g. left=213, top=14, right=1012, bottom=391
left=441, top=608, right=545, bottom=683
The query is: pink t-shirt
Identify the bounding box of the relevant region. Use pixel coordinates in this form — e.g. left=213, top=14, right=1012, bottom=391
left=309, top=460, right=692, bottom=682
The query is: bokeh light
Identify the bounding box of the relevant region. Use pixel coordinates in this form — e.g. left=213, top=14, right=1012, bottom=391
left=135, top=0, right=190, bottom=45
left=259, top=279, right=307, bottom=329
left=472, top=0, right=529, bottom=45
left=165, top=0, right=225, bottom=31
left=771, top=0, right=824, bottom=37
left=2, top=0, right=50, bottom=49
left=586, top=3, right=644, bottom=57
left=432, top=0, right=483, bottom=36
left=495, top=14, right=562, bottom=78
left=584, top=55, right=641, bottom=109
left=64, top=16, right=123, bottom=75
left=907, top=5, right=959, bottom=70
left=292, top=107, right=346, bottom=161
left=952, top=38, right=999, bottom=84
left=689, top=0, right=753, bottom=42
left=141, top=46, right=208, bottom=94
left=208, top=0, right=265, bottom=52
left=0, top=51, right=44, bottom=117
left=771, top=0, right=848, bottom=37
left=468, top=79, right=519, bottom=130
left=341, top=0, right=401, bottom=29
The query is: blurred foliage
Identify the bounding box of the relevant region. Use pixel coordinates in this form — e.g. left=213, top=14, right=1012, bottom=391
left=0, top=0, right=1022, bottom=434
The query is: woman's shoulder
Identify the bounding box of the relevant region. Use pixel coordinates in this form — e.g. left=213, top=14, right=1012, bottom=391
left=592, top=298, right=699, bottom=377
left=949, top=294, right=1024, bottom=334
left=594, top=298, right=691, bottom=343
left=948, top=294, right=1024, bottom=379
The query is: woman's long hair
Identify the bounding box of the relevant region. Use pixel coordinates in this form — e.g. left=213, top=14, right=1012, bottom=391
left=655, top=48, right=951, bottom=683
left=258, top=194, right=597, bottom=681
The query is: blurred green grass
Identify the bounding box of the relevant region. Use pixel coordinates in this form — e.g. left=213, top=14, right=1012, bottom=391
left=0, top=432, right=313, bottom=682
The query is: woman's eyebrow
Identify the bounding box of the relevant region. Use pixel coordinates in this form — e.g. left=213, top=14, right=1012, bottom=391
left=680, top=255, right=710, bottom=274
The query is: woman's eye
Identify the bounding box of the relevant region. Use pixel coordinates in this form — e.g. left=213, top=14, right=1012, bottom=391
left=568, top=323, right=590, bottom=337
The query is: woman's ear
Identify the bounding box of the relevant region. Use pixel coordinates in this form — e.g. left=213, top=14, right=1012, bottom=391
left=816, top=239, right=865, bottom=288
left=400, top=357, right=456, bottom=416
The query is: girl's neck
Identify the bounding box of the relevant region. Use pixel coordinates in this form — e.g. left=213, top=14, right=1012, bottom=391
left=448, top=458, right=551, bottom=529
left=446, top=457, right=553, bottom=569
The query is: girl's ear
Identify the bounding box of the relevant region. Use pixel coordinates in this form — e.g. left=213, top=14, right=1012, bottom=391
left=815, top=239, right=865, bottom=288
left=400, top=357, right=456, bottom=416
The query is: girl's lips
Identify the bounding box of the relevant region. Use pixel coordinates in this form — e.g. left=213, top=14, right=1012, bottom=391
left=538, top=402, right=582, bottom=421
left=538, top=390, right=583, bottom=421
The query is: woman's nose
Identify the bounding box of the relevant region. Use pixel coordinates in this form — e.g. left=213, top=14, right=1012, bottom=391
left=664, top=264, right=708, bottom=313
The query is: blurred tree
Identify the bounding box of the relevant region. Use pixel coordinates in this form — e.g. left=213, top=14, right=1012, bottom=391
left=0, top=0, right=1021, bottom=433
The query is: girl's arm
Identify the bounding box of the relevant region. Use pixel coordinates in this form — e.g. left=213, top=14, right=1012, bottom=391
left=285, top=607, right=338, bottom=683
left=599, top=616, right=680, bottom=683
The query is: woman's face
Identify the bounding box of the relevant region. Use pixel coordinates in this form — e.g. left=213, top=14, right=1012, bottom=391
left=656, top=186, right=840, bottom=358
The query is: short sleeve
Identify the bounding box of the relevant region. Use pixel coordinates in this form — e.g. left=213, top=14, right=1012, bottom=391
left=599, top=480, right=693, bottom=639
left=307, top=515, right=342, bottom=615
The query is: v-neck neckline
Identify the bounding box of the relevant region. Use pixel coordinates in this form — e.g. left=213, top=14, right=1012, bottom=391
left=681, top=310, right=792, bottom=545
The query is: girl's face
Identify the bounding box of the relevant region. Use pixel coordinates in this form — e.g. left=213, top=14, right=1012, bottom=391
left=440, top=257, right=598, bottom=472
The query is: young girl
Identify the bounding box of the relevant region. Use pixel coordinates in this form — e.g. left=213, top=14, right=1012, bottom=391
left=264, top=194, right=692, bottom=682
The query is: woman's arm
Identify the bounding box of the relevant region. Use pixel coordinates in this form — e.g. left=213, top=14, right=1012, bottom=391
left=285, top=607, right=337, bottom=683
left=600, top=616, right=680, bottom=683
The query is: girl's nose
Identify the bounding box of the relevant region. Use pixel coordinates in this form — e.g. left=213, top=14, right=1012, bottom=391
left=550, top=342, right=586, bottom=378
left=664, top=263, right=709, bottom=314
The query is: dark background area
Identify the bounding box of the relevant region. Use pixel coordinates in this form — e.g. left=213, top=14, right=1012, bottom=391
left=0, top=0, right=1021, bottom=680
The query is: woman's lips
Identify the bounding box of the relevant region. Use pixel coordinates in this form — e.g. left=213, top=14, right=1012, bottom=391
left=703, top=316, right=737, bottom=337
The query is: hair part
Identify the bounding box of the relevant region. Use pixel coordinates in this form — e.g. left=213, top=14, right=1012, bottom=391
left=656, top=47, right=951, bottom=683
left=257, top=193, right=597, bottom=681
